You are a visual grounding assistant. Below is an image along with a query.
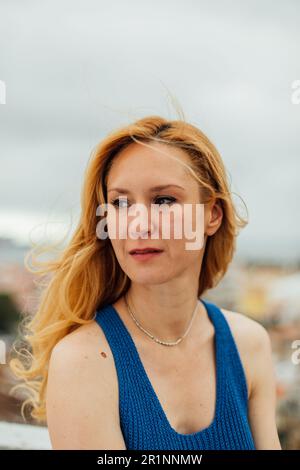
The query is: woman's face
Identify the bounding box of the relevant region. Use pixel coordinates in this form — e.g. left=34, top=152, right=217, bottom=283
left=105, top=141, right=219, bottom=285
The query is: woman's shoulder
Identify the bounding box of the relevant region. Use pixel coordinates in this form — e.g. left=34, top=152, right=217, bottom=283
left=220, top=307, right=270, bottom=347
left=219, top=307, right=272, bottom=399
left=46, top=320, right=125, bottom=449
left=221, top=308, right=270, bottom=349
left=49, top=319, right=116, bottom=381
left=47, top=319, right=119, bottom=415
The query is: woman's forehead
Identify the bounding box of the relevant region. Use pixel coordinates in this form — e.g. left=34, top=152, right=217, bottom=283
left=107, top=143, right=193, bottom=185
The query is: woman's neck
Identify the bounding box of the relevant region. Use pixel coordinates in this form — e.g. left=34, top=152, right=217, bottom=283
left=121, top=283, right=202, bottom=341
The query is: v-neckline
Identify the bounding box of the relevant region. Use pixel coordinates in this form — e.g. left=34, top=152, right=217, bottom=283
left=108, top=298, right=225, bottom=439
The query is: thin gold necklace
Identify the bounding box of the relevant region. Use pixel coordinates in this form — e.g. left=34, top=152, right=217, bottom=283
left=124, top=293, right=200, bottom=347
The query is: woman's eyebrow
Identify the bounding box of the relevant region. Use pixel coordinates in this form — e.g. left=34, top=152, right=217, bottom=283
left=107, top=184, right=186, bottom=194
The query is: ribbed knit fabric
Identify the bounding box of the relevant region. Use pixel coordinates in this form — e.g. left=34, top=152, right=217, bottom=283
left=94, top=298, right=256, bottom=450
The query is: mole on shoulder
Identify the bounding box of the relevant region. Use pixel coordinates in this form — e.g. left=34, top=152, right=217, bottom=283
left=100, top=351, right=107, bottom=358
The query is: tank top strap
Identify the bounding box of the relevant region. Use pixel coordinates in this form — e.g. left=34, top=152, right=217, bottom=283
left=201, top=298, right=249, bottom=407
left=94, top=303, right=141, bottom=418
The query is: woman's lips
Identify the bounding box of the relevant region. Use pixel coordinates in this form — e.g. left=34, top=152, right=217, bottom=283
left=130, top=251, right=164, bottom=261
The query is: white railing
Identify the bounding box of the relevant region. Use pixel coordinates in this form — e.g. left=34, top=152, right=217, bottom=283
left=0, top=421, right=51, bottom=450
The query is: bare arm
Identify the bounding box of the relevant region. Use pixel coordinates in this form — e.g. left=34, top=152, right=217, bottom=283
left=46, top=326, right=126, bottom=450
left=247, top=324, right=282, bottom=450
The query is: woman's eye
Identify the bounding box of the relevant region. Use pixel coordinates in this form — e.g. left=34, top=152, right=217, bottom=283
left=154, top=196, right=176, bottom=206
left=111, top=198, right=129, bottom=208
left=110, top=196, right=176, bottom=209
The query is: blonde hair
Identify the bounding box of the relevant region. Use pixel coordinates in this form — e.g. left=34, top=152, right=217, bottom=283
left=9, top=113, right=248, bottom=424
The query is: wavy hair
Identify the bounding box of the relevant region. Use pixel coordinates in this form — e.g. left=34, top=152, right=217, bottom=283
left=9, top=112, right=248, bottom=424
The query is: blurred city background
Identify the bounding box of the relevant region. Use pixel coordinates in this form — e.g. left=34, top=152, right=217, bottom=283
left=0, top=0, right=300, bottom=450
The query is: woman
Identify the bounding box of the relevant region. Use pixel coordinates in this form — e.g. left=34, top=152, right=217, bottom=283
left=10, top=115, right=281, bottom=450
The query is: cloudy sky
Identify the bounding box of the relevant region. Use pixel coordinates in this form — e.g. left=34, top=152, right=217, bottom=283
left=0, top=0, right=299, bottom=263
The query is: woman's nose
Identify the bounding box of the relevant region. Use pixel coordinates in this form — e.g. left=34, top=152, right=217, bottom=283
left=128, top=202, right=156, bottom=239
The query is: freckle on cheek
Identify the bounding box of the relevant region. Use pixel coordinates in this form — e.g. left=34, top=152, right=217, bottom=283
left=100, top=351, right=107, bottom=358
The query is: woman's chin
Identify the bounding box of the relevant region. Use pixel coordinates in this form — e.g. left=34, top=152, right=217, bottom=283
left=128, top=271, right=171, bottom=285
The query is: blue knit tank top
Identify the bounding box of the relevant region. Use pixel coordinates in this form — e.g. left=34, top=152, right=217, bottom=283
left=94, top=298, right=256, bottom=450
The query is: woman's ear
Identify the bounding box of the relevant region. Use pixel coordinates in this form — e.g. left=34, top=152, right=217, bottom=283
left=206, top=200, right=223, bottom=236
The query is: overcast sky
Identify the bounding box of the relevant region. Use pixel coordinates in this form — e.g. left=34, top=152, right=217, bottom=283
left=0, top=0, right=299, bottom=263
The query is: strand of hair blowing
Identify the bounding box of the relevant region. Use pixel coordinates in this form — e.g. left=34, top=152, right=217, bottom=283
left=9, top=114, right=248, bottom=423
